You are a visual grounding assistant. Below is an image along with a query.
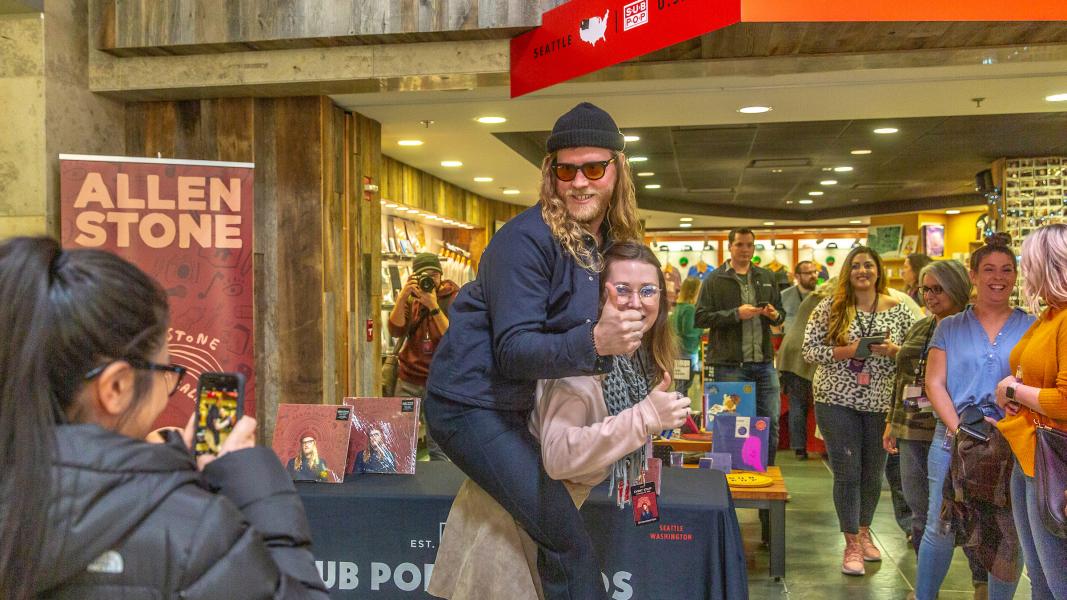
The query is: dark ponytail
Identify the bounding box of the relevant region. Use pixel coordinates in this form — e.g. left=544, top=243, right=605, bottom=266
left=970, top=232, right=1015, bottom=272
left=0, top=237, right=169, bottom=599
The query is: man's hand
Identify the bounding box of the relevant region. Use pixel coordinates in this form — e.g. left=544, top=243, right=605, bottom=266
left=738, top=304, right=762, bottom=320
left=882, top=423, right=898, bottom=454
left=760, top=304, right=779, bottom=321
left=593, top=284, right=644, bottom=356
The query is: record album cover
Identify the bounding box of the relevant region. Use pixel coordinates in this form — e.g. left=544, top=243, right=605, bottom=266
left=703, top=380, right=757, bottom=427
left=272, top=404, right=352, bottom=483
left=711, top=414, right=769, bottom=472
left=344, top=396, right=419, bottom=475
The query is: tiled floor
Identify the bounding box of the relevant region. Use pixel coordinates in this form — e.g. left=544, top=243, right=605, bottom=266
left=742, top=453, right=1033, bottom=600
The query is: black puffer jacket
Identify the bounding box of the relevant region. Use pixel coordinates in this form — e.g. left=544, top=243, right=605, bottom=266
left=32, top=424, right=328, bottom=599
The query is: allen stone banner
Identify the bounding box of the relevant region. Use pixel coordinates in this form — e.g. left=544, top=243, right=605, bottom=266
left=59, top=154, right=255, bottom=428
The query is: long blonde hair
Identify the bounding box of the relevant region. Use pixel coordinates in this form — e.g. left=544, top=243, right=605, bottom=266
left=1021, top=225, right=1067, bottom=315
left=677, top=276, right=701, bottom=304
left=539, top=152, right=642, bottom=272
left=827, top=246, right=888, bottom=345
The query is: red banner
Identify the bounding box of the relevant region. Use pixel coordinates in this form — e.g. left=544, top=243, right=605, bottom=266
left=510, top=0, right=740, bottom=97
left=59, top=155, right=255, bottom=428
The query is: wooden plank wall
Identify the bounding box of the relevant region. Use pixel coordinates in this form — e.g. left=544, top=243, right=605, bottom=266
left=348, top=112, right=383, bottom=397
left=125, top=96, right=382, bottom=441
left=380, top=156, right=524, bottom=271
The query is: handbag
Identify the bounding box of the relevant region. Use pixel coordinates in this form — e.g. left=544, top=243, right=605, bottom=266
left=1034, top=421, right=1067, bottom=538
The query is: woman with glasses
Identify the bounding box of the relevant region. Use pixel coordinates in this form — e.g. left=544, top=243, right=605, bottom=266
left=803, top=245, right=916, bottom=576
left=882, top=260, right=991, bottom=592
left=428, top=242, right=691, bottom=600
left=912, top=234, right=1033, bottom=600
left=0, top=237, right=327, bottom=600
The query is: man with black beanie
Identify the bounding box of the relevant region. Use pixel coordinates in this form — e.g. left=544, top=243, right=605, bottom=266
left=424, top=102, right=643, bottom=599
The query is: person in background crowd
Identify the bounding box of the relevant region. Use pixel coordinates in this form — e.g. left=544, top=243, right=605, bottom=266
left=0, top=237, right=327, bottom=600
left=387, top=252, right=459, bottom=461
left=428, top=242, right=690, bottom=600
left=913, top=234, right=1033, bottom=600
left=670, top=276, right=703, bottom=397
left=882, top=260, right=990, bottom=596
left=902, top=253, right=934, bottom=307
left=778, top=278, right=832, bottom=460
left=803, top=245, right=916, bottom=576
left=695, top=227, right=785, bottom=465
left=782, top=260, right=819, bottom=333
left=424, top=102, right=643, bottom=600
left=995, top=224, right=1067, bottom=600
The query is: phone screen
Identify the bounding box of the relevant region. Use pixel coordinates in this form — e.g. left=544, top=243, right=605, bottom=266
left=194, top=372, right=244, bottom=456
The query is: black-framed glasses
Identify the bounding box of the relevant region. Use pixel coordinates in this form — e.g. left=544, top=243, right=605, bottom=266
left=920, top=285, right=945, bottom=296
left=614, top=283, right=661, bottom=301
left=84, top=358, right=187, bottom=396
left=551, top=157, right=616, bottom=182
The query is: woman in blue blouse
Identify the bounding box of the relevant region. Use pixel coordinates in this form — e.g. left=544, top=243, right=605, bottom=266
left=913, top=235, right=1035, bottom=600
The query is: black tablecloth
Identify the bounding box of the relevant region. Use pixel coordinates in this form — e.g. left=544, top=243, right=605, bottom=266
left=297, top=462, right=748, bottom=599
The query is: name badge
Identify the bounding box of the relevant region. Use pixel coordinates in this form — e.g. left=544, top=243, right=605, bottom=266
left=903, top=384, right=931, bottom=411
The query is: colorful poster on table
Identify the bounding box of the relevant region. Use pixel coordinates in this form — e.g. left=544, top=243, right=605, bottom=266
left=59, top=154, right=255, bottom=429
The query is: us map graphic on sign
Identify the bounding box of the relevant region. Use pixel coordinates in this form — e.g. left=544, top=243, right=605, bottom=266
left=579, top=9, right=609, bottom=46
left=59, top=154, right=255, bottom=429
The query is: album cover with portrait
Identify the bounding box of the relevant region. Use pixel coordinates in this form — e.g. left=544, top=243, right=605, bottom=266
left=703, top=380, right=757, bottom=427
left=343, top=396, right=419, bottom=475
left=271, top=404, right=352, bottom=483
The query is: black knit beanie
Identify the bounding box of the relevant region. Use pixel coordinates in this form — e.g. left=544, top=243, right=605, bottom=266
left=546, top=102, right=625, bottom=153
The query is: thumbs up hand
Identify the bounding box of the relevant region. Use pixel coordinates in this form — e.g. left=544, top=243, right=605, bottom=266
left=645, top=372, right=690, bottom=433
left=593, top=283, right=645, bottom=356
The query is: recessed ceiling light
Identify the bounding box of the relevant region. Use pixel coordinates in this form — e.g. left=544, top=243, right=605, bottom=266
left=820, top=180, right=838, bottom=186
left=637, top=172, right=654, bottom=177
left=440, top=160, right=463, bottom=167
left=624, top=135, right=640, bottom=142
left=833, top=166, right=854, bottom=172
left=679, top=223, right=693, bottom=228
left=397, top=139, right=424, bottom=147
left=946, top=209, right=961, bottom=215
left=873, top=127, right=899, bottom=134
left=645, top=184, right=661, bottom=189
left=473, top=176, right=494, bottom=182
left=679, top=217, right=693, bottom=222
left=822, top=167, right=834, bottom=172
left=786, top=200, right=794, bottom=204
left=738, top=106, right=772, bottom=114
left=851, top=198, right=861, bottom=203
left=851, top=149, right=872, bottom=155
left=808, top=191, right=824, bottom=196
left=1045, top=93, right=1067, bottom=102
left=502, top=189, right=520, bottom=195
left=798, top=199, right=814, bottom=205
left=849, top=220, right=863, bottom=224
left=771, top=169, right=784, bottom=173
left=630, top=156, right=649, bottom=162
left=475, top=116, right=507, bottom=124
left=763, top=221, right=776, bottom=226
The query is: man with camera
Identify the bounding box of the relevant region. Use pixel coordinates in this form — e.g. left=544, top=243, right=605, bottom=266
left=387, top=252, right=458, bottom=461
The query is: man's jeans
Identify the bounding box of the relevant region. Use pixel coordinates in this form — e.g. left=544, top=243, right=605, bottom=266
left=712, top=362, right=781, bottom=466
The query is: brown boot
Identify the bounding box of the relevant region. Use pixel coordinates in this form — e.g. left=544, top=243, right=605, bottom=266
left=858, top=526, right=882, bottom=562
left=842, top=533, right=865, bottom=575
left=972, top=580, right=988, bottom=600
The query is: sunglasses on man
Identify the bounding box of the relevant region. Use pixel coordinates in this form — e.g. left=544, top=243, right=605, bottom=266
left=550, top=157, right=617, bottom=182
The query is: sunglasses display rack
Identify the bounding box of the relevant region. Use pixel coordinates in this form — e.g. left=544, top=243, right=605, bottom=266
left=1002, top=157, right=1067, bottom=308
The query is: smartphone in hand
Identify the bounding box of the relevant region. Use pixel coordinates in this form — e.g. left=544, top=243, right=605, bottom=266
left=194, top=372, right=245, bottom=456
left=854, top=334, right=888, bottom=359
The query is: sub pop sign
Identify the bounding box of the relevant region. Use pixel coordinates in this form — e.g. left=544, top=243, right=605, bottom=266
left=510, top=0, right=740, bottom=97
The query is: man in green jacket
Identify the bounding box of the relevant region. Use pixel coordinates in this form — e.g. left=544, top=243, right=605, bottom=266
left=695, top=227, right=785, bottom=465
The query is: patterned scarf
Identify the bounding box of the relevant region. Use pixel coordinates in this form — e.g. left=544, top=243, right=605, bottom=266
left=602, top=351, right=651, bottom=508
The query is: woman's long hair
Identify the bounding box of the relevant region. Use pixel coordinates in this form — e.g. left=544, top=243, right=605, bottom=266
left=827, top=245, right=888, bottom=345
left=0, top=237, right=169, bottom=599
left=677, top=276, right=701, bottom=304
left=602, top=242, right=677, bottom=384
left=540, top=152, right=643, bottom=272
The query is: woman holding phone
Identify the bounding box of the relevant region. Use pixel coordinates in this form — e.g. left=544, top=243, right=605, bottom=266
left=803, top=245, right=915, bottom=576
left=0, top=237, right=327, bottom=600
left=912, top=234, right=1033, bottom=600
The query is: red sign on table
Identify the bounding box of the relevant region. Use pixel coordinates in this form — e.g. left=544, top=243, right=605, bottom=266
left=59, top=154, right=255, bottom=429
left=510, top=0, right=740, bottom=97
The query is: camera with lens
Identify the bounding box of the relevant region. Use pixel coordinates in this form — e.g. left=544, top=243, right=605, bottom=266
left=417, top=273, right=437, bottom=293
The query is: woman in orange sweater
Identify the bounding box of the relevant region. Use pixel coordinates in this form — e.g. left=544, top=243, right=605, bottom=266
left=995, top=224, right=1067, bottom=600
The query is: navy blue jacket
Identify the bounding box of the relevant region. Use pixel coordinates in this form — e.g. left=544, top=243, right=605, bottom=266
left=426, top=205, right=612, bottom=411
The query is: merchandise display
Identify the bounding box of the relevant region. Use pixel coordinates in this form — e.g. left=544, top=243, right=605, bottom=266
left=344, top=396, right=420, bottom=475
left=272, top=404, right=352, bottom=483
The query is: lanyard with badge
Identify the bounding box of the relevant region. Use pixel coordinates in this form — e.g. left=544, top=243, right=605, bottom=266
left=903, top=319, right=938, bottom=412
left=847, top=296, right=880, bottom=386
